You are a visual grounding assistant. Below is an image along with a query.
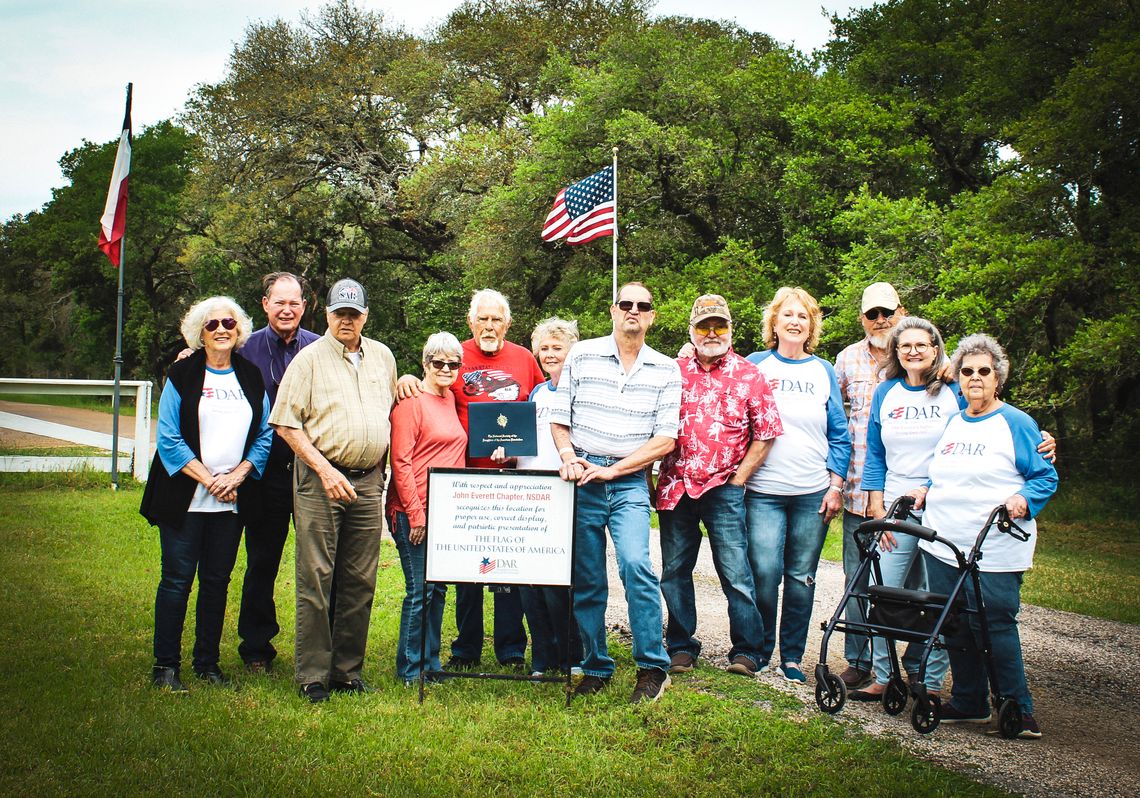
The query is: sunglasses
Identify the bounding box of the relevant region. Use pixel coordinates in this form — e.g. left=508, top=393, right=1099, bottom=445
left=864, top=307, right=897, bottom=321
left=429, top=359, right=462, bottom=371
left=694, top=323, right=729, bottom=337
left=203, top=317, right=238, bottom=332
left=616, top=300, right=653, bottom=313
left=959, top=366, right=993, bottom=377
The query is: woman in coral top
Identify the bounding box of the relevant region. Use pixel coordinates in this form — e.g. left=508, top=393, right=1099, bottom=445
left=386, top=332, right=468, bottom=684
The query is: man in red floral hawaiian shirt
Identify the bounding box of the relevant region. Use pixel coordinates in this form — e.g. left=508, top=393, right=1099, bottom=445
left=656, top=295, right=783, bottom=677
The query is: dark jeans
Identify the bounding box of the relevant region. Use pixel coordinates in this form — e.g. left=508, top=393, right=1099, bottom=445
left=451, top=584, right=527, bottom=664
left=391, top=511, right=447, bottom=681
left=659, top=483, right=766, bottom=665
left=520, top=586, right=582, bottom=673
left=154, top=512, right=243, bottom=671
left=237, top=462, right=292, bottom=664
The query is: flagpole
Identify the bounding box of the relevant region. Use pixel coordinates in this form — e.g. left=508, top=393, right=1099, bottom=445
left=109, top=82, right=131, bottom=490
left=611, top=147, right=619, bottom=303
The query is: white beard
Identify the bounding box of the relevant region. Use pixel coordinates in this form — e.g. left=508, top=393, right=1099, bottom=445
left=868, top=332, right=891, bottom=349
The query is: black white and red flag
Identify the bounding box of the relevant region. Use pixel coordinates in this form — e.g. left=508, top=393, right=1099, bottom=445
left=98, top=85, right=132, bottom=267
left=541, top=165, right=615, bottom=245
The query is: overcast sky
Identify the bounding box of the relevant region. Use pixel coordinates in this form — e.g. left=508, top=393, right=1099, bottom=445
left=0, top=1, right=866, bottom=222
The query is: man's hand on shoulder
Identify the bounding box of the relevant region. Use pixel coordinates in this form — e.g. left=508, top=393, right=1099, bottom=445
left=396, top=374, right=424, bottom=401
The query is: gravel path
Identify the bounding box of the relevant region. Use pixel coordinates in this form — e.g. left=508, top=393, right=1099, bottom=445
left=604, top=535, right=1140, bottom=797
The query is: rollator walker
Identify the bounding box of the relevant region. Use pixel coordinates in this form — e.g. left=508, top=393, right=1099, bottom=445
left=813, top=496, right=1032, bottom=737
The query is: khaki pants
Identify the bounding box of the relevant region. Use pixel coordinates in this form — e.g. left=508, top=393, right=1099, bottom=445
left=293, top=459, right=385, bottom=684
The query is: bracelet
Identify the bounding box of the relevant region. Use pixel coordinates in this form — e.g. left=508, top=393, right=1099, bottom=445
left=558, top=447, right=576, bottom=456
left=827, top=485, right=842, bottom=494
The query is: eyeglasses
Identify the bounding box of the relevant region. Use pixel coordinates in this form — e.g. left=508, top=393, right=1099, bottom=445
left=897, top=343, right=932, bottom=354
left=864, top=307, right=897, bottom=321
left=959, top=366, right=993, bottom=377
left=616, top=300, right=653, bottom=313
left=429, top=359, right=462, bottom=371
left=694, top=323, right=729, bottom=337
left=203, top=317, right=237, bottom=332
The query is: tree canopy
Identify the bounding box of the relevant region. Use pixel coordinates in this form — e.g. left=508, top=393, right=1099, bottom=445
left=2, top=0, right=1137, bottom=469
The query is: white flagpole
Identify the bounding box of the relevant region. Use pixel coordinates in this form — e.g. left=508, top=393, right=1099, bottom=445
left=611, top=147, right=619, bottom=303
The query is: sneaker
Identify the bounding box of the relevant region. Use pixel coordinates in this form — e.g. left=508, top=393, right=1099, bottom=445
left=1018, top=713, right=1042, bottom=739
left=839, top=666, right=871, bottom=689
left=444, top=656, right=480, bottom=671
left=668, top=651, right=696, bottom=674
left=573, top=674, right=611, bottom=696
left=940, top=702, right=992, bottom=723
left=244, top=659, right=272, bottom=675
left=780, top=663, right=807, bottom=684
left=299, top=681, right=330, bottom=704
left=569, top=666, right=584, bottom=677
left=328, top=678, right=371, bottom=694
left=194, top=666, right=231, bottom=687
left=151, top=666, right=188, bottom=694
left=726, top=655, right=759, bottom=678
left=630, top=668, right=671, bottom=704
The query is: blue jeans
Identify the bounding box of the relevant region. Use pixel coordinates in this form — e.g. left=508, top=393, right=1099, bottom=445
left=870, top=533, right=949, bottom=689
left=745, top=488, right=829, bottom=666
left=659, top=483, right=765, bottom=664
left=391, top=512, right=447, bottom=682
left=154, top=512, right=243, bottom=671
left=841, top=510, right=872, bottom=671
left=572, top=456, right=669, bottom=677
left=520, top=586, right=582, bottom=673
left=924, top=553, right=1034, bottom=714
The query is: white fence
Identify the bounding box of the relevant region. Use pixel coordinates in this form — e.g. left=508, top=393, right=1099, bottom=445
left=0, top=378, right=153, bottom=481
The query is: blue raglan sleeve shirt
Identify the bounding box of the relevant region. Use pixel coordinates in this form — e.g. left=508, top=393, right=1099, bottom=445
left=1003, top=404, right=1059, bottom=519
left=823, top=358, right=853, bottom=478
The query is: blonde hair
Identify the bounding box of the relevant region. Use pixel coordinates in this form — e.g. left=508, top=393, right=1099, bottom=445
left=762, top=287, right=822, bottom=353
left=530, top=317, right=579, bottom=354
left=180, top=296, right=253, bottom=350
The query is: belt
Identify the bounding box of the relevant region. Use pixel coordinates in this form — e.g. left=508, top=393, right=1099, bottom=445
left=329, top=462, right=376, bottom=479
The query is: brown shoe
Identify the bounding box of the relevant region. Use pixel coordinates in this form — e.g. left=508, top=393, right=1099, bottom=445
left=668, top=651, right=696, bottom=674
left=726, top=655, right=759, bottom=678
left=839, top=666, right=872, bottom=688
left=573, top=674, right=610, bottom=697
left=630, top=668, right=670, bottom=704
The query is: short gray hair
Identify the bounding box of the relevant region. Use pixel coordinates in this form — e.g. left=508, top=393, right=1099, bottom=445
left=530, top=317, right=579, bottom=354
left=180, top=296, right=253, bottom=350
left=422, top=331, right=463, bottom=365
left=467, top=289, right=511, bottom=323
left=950, top=333, right=1010, bottom=392
left=883, top=316, right=948, bottom=395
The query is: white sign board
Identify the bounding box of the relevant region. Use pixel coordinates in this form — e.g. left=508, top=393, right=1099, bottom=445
left=426, top=468, right=575, bottom=586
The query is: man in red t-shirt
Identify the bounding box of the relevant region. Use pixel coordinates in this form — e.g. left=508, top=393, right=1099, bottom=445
left=396, top=289, right=544, bottom=670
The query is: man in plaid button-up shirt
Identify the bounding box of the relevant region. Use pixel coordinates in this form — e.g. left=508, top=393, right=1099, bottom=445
left=832, top=282, right=907, bottom=689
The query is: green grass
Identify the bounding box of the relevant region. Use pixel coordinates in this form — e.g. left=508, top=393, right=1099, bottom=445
left=821, top=479, right=1140, bottom=624
left=0, top=392, right=155, bottom=417
left=0, top=445, right=109, bottom=457
left=0, top=479, right=1007, bottom=797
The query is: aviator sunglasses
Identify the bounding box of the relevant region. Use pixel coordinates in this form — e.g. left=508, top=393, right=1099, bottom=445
left=616, top=300, right=654, bottom=312
left=959, top=366, right=993, bottom=377
left=203, top=317, right=238, bottom=332
left=864, top=307, right=897, bottom=321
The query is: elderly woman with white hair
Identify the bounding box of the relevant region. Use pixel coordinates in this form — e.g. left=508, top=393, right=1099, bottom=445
left=917, top=333, right=1058, bottom=738
left=140, top=296, right=273, bottom=692
left=386, top=332, right=468, bottom=684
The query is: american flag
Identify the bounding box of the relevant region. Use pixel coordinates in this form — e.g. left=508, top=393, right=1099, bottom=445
left=479, top=557, right=496, bottom=574
left=541, top=166, right=616, bottom=245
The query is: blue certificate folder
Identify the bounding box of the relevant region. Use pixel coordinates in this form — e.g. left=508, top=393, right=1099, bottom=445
left=467, top=401, right=538, bottom=457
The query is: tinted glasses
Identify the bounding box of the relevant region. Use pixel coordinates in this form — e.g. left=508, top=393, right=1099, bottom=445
left=203, top=317, right=238, bottom=332
left=864, top=307, right=897, bottom=321
left=429, top=359, right=462, bottom=371
left=959, top=366, right=993, bottom=377
left=694, top=322, right=729, bottom=337
left=616, top=300, right=653, bottom=313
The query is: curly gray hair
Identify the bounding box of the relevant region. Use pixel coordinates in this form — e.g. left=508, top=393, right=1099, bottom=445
left=950, top=333, right=1010, bottom=393
left=422, top=331, right=463, bottom=366
left=529, top=317, right=579, bottom=354
left=180, top=296, right=253, bottom=350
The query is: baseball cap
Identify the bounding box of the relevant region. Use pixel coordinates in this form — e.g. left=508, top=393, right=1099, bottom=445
left=861, top=282, right=900, bottom=313
left=327, top=278, right=368, bottom=312
left=690, top=294, right=732, bottom=325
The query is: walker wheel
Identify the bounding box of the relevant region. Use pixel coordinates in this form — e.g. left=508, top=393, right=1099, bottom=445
left=998, top=699, right=1022, bottom=739
left=815, top=672, right=847, bottom=714
left=911, top=695, right=941, bottom=734
left=882, top=677, right=908, bottom=716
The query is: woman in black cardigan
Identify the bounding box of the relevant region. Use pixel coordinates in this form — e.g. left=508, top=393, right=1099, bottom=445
left=140, top=296, right=272, bottom=692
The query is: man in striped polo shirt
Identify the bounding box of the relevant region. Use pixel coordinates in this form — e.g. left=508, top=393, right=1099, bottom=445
left=550, top=282, right=682, bottom=704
